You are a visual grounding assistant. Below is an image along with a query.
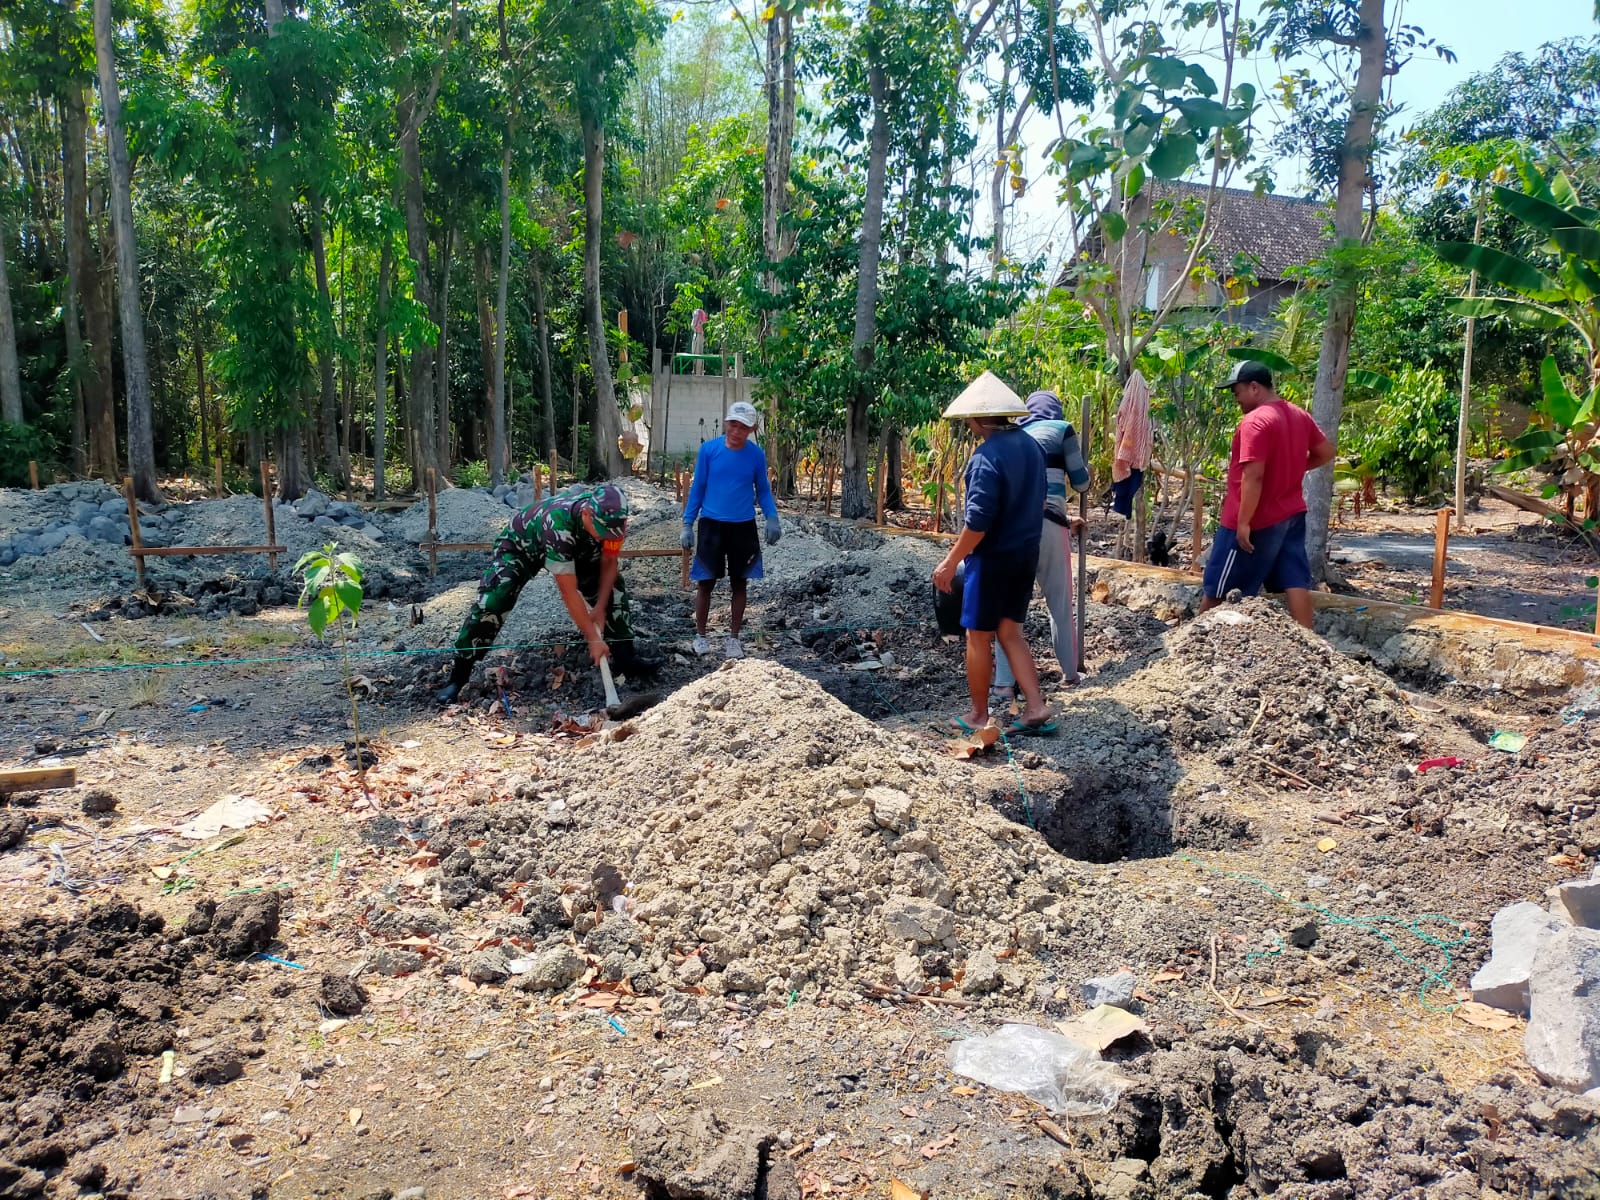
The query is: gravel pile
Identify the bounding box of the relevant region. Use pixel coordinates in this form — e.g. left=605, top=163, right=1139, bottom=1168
left=420, top=659, right=1095, bottom=1007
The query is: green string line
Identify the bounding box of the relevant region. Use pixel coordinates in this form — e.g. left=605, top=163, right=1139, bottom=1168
left=1178, top=852, right=1469, bottom=1012
left=1, top=617, right=943, bottom=680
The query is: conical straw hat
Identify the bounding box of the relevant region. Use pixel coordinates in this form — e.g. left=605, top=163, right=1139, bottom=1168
left=942, top=371, right=1029, bottom=420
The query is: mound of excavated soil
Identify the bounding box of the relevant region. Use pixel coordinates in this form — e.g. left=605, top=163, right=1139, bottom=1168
left=0, top=902, right=199, bottom=1196
left=1131, top=600, right=1432, bottom=787
left=422, top=659, right=1098, bottom=1006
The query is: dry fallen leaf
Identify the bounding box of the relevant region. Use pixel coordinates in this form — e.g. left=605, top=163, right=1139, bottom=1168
left=1454, top=1002, right=1521, bottom=1032
left=1316, top=836, right=1338, bottom=853
left=347, top=1107, right=362, bottom=1126
left=919, top=1134, right=957, bottom=1160
left=950, top=1086, right=978, bottom=1098
left=686, top=1075, right=723, bottom=1091
left=946, top=725, right=1000, bottom=760
left=1056, top=1005, right=1149, bottom=1052
left=1150, top=970, right=1184, bottom=984
left=890, top=1179, right=929, bottom=1200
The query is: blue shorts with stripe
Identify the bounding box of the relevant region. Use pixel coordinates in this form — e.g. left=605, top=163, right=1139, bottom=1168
left=1202, top=511, right=1312, bottom=598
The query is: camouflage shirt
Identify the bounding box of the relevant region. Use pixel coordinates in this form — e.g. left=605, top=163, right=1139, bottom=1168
left=502, top=483, right=628, bottom=576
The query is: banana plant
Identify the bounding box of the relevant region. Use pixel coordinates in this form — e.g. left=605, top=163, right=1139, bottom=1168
left=1436, top=163, right=1599, bottom=508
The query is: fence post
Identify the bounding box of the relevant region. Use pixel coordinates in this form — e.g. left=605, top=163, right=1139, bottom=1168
left=549, top=448, right=559, bottom=493
left=1191, top=480, right=1204, bottom=574
left=426, top=467, right=439, bottom=580
left=214, top=459, right=224, bottom=498
left=260, top=461, right=278, bottom=573
left=1429, top=507, right=1453, bottom=609
left=124, top=476, right=145, bottom=590
left=876, top=444, right=886, bottom=526
left=28, top=461, right=39, bottom=490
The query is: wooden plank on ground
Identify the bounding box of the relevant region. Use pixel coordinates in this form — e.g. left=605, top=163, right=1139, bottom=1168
left=0, top=766, right=77, bottom=795
left=134, top=545, right=289, bottom=557
left=1485, top=484, right=1565, bottom=521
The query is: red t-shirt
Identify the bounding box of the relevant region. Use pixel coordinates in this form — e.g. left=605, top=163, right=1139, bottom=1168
left=1220, top=399, right=1326, bottom=530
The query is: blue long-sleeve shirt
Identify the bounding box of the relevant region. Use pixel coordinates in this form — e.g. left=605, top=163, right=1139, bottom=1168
left=684, top=437, right=779, bottom=524
left=963, top=426, right=1045, bottom=557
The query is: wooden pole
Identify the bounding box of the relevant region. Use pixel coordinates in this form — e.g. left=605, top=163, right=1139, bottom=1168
left=214, top=458, right=224, bottom=498
left=549, top=448, right=559, bottom=492
left=1077, top=396, right=1091, bottom=674
left=1190, top=480, right=1204, bottom=575
left=28, top=460, right=39, bottom=489
left=1429, top=507, right=1453, bottom=610
left=1134, top=476, right=1147, bottom=563
left=124, top=475, right=145, bottom=589
left=876, top=442, right=886, bottom=526
left=533, top=463, right=543, bottom=502
left=426, top=466, right=439, bottom=580
left=260, top=460, right=277, bottom=573
left=681, top=547, right=691, bottom=590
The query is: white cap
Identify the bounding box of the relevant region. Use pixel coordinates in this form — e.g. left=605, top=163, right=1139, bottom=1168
left=941, top=371, right=1029, bottom=420
left=725, top=401, right=761, bottom=429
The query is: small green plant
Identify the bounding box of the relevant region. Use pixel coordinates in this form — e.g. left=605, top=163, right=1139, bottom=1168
left=296, top=543, right=368, bottom=784
left=453, top=459, right=492, bottom=489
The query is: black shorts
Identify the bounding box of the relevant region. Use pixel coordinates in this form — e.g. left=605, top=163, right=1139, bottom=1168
left=961, top=548, right=1038, bottom=632
left=691, top=517, right=764, bottom=582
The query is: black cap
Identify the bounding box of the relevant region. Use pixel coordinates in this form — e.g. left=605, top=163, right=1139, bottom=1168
left=1217, top=360, right=1273, bottom=390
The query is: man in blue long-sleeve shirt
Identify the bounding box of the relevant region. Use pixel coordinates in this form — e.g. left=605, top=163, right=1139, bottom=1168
left=681, top=401, right=780, bottom=659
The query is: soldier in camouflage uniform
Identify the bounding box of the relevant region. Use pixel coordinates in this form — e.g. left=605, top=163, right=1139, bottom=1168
left=437, top=482, right=661, bottom=703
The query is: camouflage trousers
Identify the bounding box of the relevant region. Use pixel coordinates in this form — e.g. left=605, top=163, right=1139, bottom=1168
left=449, top=535, right=636, bottom=672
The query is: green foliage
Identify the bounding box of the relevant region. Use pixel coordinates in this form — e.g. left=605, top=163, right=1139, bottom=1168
left=453, top=460, right=492, bottom=489
left=0, top=421, right=52, bottom=488
left=297, top=543, right=363, bottom=640
left=1352, top=367, right=1457, bottom=502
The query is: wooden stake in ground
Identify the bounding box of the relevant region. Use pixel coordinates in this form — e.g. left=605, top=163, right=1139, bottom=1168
left=426, top=467, right=439, bottom=580
left=1077, top=396, right=1091, bottom=674
left=1191, top=480, right=1205, bottom=575
left=29, top=460, right=38, bottom=490
left=549, top=448, right=559, bottom=492
left=260, top=461, right=278, bottom=572
left=213, top=458, right=224, bottom=498
left=1429, top=507, right=1452, bottom=610
left=123, top=475, right=145, bottom=589
left=876, top=443, right=886, bottom=525
left=533, top=464, right=543, bottom=502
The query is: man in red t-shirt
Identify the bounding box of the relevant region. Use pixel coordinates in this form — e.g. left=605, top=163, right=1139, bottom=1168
left=1200, top=361, right=1336, bottom=628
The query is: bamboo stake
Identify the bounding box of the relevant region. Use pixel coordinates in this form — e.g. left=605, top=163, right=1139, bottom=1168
left=1429, top=507, right=1453, bottom=610
left=260, top=461, right=278, bottom=572
left=426, top=467, right=439, bottom=580
left=124, top=476, right=145, bottom=589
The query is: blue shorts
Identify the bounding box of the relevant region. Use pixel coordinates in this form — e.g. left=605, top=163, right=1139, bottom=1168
left=691, top=517, right=763, bottom=583
left=961, top=549, right=1038, bottom=633
left=1111, top=469, right=1144, bottom=518
left=1203, top=512, right=1312, bottom=598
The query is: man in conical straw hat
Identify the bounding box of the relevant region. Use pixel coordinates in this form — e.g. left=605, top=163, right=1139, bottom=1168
left=932, top=372, right=1057, bottom=737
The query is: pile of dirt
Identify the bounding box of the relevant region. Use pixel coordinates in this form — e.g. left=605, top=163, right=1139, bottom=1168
left=1129, top=600, right=1444, bottom=787
left=419, top=659, right=1098, bottom=1007
left=0, top=902, right=194, bottom=1196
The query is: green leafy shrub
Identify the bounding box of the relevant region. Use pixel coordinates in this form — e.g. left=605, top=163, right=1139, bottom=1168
left=453, top=460, right=492, bottom=489
left=0, top=423, right=54, bottom=488
left=1355, top=367, right=1457, bottom=502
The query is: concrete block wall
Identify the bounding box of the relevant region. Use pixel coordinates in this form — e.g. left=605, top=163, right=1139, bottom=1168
left=640, top=353, right=759, bottom=469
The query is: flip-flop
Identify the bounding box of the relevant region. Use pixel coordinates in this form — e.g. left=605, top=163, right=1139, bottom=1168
left=1005, top=717, right=1059, bottom=737
left=944, top=716, right=982, bottom=736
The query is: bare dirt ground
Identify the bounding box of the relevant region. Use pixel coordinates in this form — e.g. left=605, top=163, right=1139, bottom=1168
left=3, top=484, right=1599, bottom=1200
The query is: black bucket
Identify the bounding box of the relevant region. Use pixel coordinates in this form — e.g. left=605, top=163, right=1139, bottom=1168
left=932, top=560, right=966, bottom=637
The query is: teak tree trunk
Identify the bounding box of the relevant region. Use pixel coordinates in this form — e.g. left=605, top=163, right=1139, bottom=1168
left=581, top=109, right=625, bottom=479
left=843, top=60, right=890, bottom=520
left=1304, top=0, right=1388, bottom=580
left=92, top=0, right=159, bottom=501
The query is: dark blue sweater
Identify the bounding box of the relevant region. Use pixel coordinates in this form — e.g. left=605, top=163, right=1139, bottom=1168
left=963, top=426, right=1045, bottom=557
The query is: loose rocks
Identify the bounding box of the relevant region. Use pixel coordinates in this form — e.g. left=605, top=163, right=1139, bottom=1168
left=1526, top=927, right=1600, bottom=1092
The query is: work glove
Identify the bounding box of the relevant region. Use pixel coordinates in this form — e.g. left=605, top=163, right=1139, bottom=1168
left=680, top=523, right=695, bottom=551
left=765, top=517, right=781, bottom=546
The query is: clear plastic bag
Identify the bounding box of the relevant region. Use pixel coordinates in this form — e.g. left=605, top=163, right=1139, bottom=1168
left=947, top=1023, right=1125, bottom=1116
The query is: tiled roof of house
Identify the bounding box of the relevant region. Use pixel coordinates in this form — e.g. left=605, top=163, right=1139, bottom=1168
left=1152, top=181, right=1332, bottom=280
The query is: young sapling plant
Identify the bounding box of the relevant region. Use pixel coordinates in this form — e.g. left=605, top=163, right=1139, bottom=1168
left=296, top=543, right=369, bottom=783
